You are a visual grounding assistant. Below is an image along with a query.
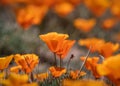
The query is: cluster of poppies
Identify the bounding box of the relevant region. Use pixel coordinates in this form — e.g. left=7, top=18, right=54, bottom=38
left=1, top=0, right=81, bottom=29
left=0, top=32, right=120, bottom=86
left=0, top=54, right=39, bottom=86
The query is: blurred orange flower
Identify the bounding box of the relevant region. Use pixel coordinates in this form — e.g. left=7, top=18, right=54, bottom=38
left=39, top=32, right=69, bottom=53
left=14, top=54, right=39, bottom=73
left=10, top=65, right=22, bottom=73
left=49, top=66, right=66, bottom=78
left=84, top=0, right=110, bottom=17
left=16, top=5, right=48, bottom=29
left=80, top=57, right=101, bottom=78
left=97, top=54, right=120, bottom=86
left=53, top=2, right=74, bottom=17
left=70, top=70, right=86, bottom=79
left=102, top=18, right=116, bottom=30
left=63, top=79, right=107, bottom=86
left=79, top=38, right=105, bottom=52
left=110, top=1, right=120, bottom=19
left=74, top=18, right=96, bottom=33
left=36, top=73, right=48, bottom=82
left=0, top=73, right=38, bottom=86
left=98, top=42, right=119, bottom=58
left=0, top=55, right=13, bottom=70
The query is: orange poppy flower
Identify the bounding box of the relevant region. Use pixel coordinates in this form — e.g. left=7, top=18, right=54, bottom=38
left=49, top=66, right=66, bottom=78
left=74, top=18, right=96, bottom=33
left=0, top=73, right=38, bottom=86
left=84, top=0, right=110, bottom=17
left=0, top=55, right=13, bottom=70
left=63, top=79, right=107, bottom=86
left=16, top=5, right=48, bottom=29
left=56, top=40, right=75, bottom=59
left=9, top=73, right=29, bottom=86
left=78, top=38, right=105, bottom=52
left=110, top=1, right=120, bottom=19
left=98, top=42, right=119, bottom=58
left=53, top=2, right=74, bottom=17
left=10, top=65, right=22, bottom=73
left=80, top=57, right=101, bottom=78
left=102, top=18, right=116, bottom=30
left=70, top=70, right=86, bottom=79
left=35, top=73, right=48, bottom=82
left=39, top=32, right=69, bottom=53
left=14, top=54, right=39, bottom=74
left=97, top=54, right=120, bottom=86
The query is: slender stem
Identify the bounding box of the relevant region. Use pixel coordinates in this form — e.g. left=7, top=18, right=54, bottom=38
left=54, top=53, right=57, bottom=67
left=67, top=58, right=71, bottom=71
left=5, top=68, right=9, bottom=79
left=60, top=56, right=62, bottom=68
left=67, top=54, right=74, bottom=71
left=78, top=47, right=91, bottom=76
left=30, top=72, right=34, bottom=82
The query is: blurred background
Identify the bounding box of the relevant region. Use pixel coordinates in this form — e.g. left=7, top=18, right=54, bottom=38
left=0, top=0, right=120, bottom=70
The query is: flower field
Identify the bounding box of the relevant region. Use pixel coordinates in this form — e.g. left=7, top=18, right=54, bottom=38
left=0, top=0, right=120, bottom=86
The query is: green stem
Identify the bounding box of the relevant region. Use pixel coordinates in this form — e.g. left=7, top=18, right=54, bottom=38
left=30, top=72, right=34, bottom=82
left=54, top=53, right=57, bottom=67
left=78, top=46, right=91, bottom=76
left=67, top=54, right=74, bottom=72
left=60, top=56, right=62, bottom=68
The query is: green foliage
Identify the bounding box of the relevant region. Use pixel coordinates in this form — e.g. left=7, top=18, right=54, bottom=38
left=0, top=20, right=40, bottom=56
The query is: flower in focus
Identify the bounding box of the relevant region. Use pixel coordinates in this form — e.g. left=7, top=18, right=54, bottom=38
left=0, top=55, right=13, bottom=70
left=63, top=79, right=107, bottom=86
left=74, top=18, right=96, bottom=33
left=10, top=65, right=22, bottom=73
left=14, top=54, right=39, bottom=73
left=70, top=70, right=86, bottom=79
left=97, top=54, right=120, bottom=86
left=98, top=42, right=119, bottom=58
left=56, top=40, right=75, bottom=59
left=78, top=38, right=105, bottom=52
left=39, top=32, right=69, bottom=53
left=40, top=32, right=75, bottom=58
left=49, top=66, right=66, bottom=78
left=80, top=57, right=101, bottom=78
left=35, top=72, right=48, bottom=82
